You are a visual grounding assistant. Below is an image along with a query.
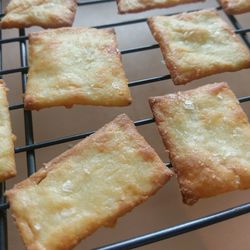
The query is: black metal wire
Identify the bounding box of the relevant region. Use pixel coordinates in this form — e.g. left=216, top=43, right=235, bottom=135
left=4, top=74, right=169, bottom=112
left=238, top=96, right=250, bottom=103
left=235, top=28, right=250, bottom=34
left=0, top=35, right=28, bottom=44
left=14, top=117, right=155, bottom=153
left=0, top=27, right=249, bottom=46
left=0, top=1, right=250, bottom=250
left=3, top=81, right=250, bottom=113
left=9, top=103, right=24, bottom=111
left=18, top=29, right=36, bottom=176
left=13, top=93, right=250, bottom=154
left=95, top=202, right=250, bottom=250
left=0, top=66, right=28, bottom=76
left=93, top=6, right=222, bottom=29
left=1, top=27, right=249, bottom=76
left=0, top=202, right=8, bottom=212
left=225, top=14, right=250, bottom=49
left=78, top=0, right=115, bottom=5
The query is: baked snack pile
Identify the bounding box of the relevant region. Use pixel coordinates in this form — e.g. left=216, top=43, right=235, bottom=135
left=24, top=28, right=132, bottom=110
left=0, top=0, right=77, bottom=29
left=0, top=80, right=16, bottom=182
left=148, top=9, right=250, bottom=85
left=6, top=114, right=172, bottom=249
left=149, top=82, right=250, bottom=205
left=219, top=0, right=250, bottom=14
left=116, top=0, right=204, bottom=14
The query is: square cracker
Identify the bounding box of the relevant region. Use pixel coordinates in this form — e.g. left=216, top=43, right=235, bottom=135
left=148, top=9, right=250, bottom=85
left=6, top=114, right=172, bottom=250
left=116, top=0, right=204, bottom=14
left=219, top=0, right=250, bottom=14
left=0, top=80, right=16, bottom=181
left=149, top=82, right=250, bottom=205
left=0, top=0, right=77, bottom=29
left=24, top=28, right=132, bottom=110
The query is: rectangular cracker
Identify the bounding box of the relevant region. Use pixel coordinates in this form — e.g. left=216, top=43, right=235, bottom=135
left=24, top=28, right=132, bottom=110
left=0, top=80, right=16, bottom=181
left=149, top=82, right=250, bottom=205
left=6, top=114, right=172, bottom=250
left=148, top=9, right=250, bottom=85
left=116, top=0, right=204, bottom=14
left=0, top=0, right=77, bottom=29
left=219, top=0, right=250, bottom=14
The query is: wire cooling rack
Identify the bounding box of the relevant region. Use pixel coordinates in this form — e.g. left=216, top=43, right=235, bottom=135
left=0, top=0, right=250, bottom=249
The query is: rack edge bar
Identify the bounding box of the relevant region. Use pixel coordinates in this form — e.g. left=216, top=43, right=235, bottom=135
left=95, top=202, right=250, bottom=250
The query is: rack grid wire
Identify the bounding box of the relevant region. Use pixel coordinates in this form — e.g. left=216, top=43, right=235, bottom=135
left=0, top=0, right=250, bottom=249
